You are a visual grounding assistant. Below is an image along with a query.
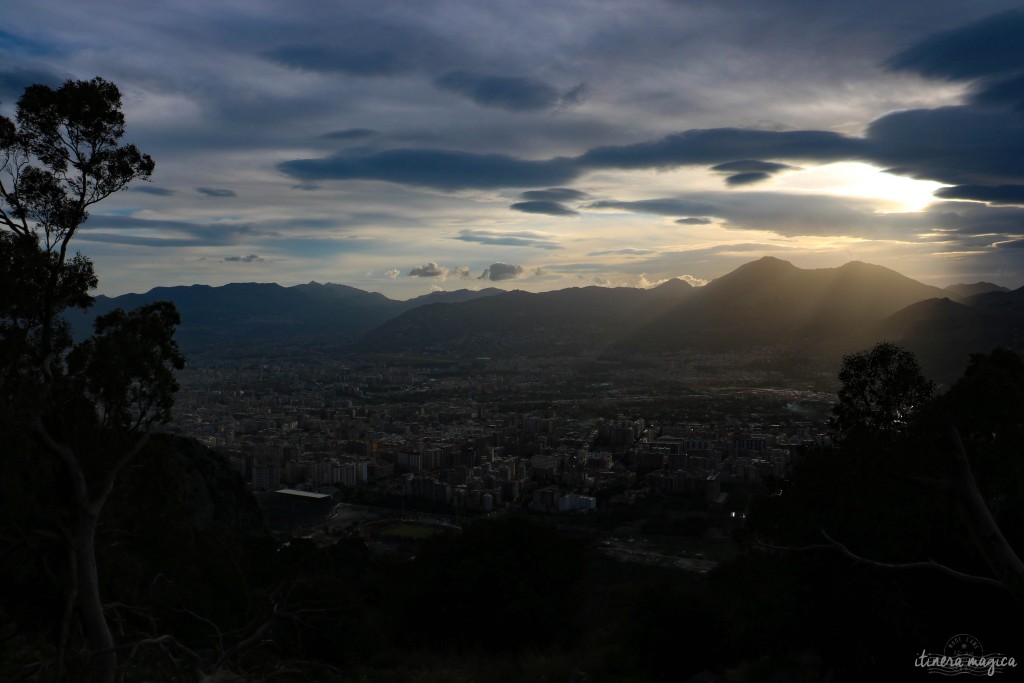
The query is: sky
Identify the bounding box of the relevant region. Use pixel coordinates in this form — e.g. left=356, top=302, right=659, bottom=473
left=3, top=0, right=1024, bottom=298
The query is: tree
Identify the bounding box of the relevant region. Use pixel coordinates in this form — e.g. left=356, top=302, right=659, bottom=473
left=0, top=78, right=178, bottom=682
left=831, top=341, right=934, bottom=446
left=744, top=345, right=1024, bottom=674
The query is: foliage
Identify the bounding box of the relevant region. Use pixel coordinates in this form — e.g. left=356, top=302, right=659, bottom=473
left=0, top=77, right=172, bottom=682
left=67, top=302, right=184, bottom=433
left=1, top=77, right=153, bottom=252
left=831, top=341, right=934, bottom=446
left=744, top=344, right=1024, bottom=677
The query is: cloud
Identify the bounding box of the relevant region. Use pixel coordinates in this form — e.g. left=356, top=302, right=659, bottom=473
left=712, top=157, right=798, bottom=184
left=994, top=239, right=1024, bottom=249
left=589, top=192, right=911, bottom=238
left=409, top=262, right=447, bottom=278
left=452, top=266, right=471, bottom=279
left=933, top=184, right=1024, bottom=205
left=970, top=73, right=1024, bottom=111
left=866, top=106, right=1024, bottom=186
left=587, top=247, right=659, bottom=256
left=321, top=128, right=379, bottom=140
left=434, top=71, right=585, bottom=112
left=710, top=160, right=798, bottom=174
left=560, top=83, right=589, bottom=109
left=279, top=148, right=579, bottom=191
left=678, top=274, right=709, bottom=287
left=724, top=172, right=772, bottom=186
left=196, top=187, right=237, bottom=197
left=676, top=217, right=712, bottom=225
left=510, top=200, right=578, bottom=216
left=278, top=106, right=1023, bottom=195
left=267, top=44, right=409, bottom=76
left=572, top=243, right=798, bottom=284
left=577, top=128, right=868, bottom=170
left=586, top=198, right=720, bottom=216
left=519, top=188, right=588, bottom=202
left=224, top=254, right=264, bottom=263
left=385, top=268, right=401, bottom=279
left=131, top=185, right=176, bottom=196
left=919, top=200, right=1024, bottom=237
left=70, top=233, right=215, bottom=248
left=263, top=21, right=457, bottom=78
left=78, top=214, right=252, bottom=247
left=480, top=262, right=524, bottom=281
left=454, top=228, right=561, bottom=250
left=711, top=160, right=798, bottom=186
left=0, top=61, right=66, bottom=102
left=885, top=9, right=1024, bottom=81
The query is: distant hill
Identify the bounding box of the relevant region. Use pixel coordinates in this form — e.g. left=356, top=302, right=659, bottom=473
left=353, top=258, right=1022, bottom=381
left=619, top=258, right=960, bottom=351
left=402, top=287, right=507, bottom=309
left=965, top=286, right=1024, bottom=314
left=68, top=283, right=504, bottom=352
left=944, top=282, right=1010, bottom=298
left=863, top=297, right=1018, bottom=383
left=354, top=281, right=694, bottom=356
left=67, top=262, right=1023, bottom=382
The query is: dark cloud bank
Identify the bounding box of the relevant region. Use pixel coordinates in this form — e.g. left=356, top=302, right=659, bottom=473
left=278, top=10, right=1024, bottom=212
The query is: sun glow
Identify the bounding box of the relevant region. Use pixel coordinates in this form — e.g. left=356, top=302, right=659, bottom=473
left=775, top=162, right=945, bottom=212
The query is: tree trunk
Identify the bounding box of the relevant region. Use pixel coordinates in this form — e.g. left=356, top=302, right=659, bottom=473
left=948, top=427, right=1024, bottom=602
left=74, top=511, right=117, bottom=683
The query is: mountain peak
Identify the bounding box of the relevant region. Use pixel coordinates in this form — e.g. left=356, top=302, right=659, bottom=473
left=706, top=256, right=797, bottom=290
left=652, top=277, right=693, bottom=291
left=753, top=255, right=796, bottom=268
left=739, top=256, right=799, bottom=275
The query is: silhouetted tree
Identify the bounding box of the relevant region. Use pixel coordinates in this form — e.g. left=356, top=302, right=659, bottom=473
left=0, top=78, right=178, bottom=682
left=831, top=341, right=934, bottom=447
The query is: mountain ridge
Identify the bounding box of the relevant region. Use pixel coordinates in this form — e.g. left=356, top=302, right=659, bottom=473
left=72, top=261, right=1022, bottom=381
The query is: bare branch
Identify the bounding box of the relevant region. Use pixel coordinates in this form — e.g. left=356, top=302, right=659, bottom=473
left=818, top=528, right=1007, bottom=591
left=751, top=531, right=1007, bottom=593
left=176, top=606, right=225, bottom=654
left=212, top=613, right=276, bottom=674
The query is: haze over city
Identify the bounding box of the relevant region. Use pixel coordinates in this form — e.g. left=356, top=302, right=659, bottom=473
left=4, top=0, right=1024, bottom=297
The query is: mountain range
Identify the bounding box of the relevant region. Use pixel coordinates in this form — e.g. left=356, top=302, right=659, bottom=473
left=74, top=257, right=1023, bottom=382
left=69, top=282, right=505, bottom=351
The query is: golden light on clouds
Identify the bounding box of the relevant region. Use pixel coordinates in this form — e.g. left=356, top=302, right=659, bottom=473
left=775, top=162, right=945, bottom=212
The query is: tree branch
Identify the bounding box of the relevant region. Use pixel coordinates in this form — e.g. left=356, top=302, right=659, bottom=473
left=90, top=433, right=150, bottom=515
left=943, top=425, right=1024, bottom=601
left=31, top=417, right=90, bottom=512
left=818, top=528, right=1007, bottom=591
left=751, top=531, right=1007, bottom=593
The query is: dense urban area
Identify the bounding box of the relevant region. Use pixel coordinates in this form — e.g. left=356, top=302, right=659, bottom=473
left=166, top=347, right=836, bottom=564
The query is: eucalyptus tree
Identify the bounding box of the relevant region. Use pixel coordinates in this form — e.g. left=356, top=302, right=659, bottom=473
left=1, top=77, right=181, bottom=682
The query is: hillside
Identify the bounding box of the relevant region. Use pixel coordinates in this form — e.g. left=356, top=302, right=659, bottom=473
left=68, top=283, right=505, bottom=351
left=621, top=258, right=962, bottom=351
left=353, top=279, right=695, bottom=355
left=353, top=258, right=1021, bottom=380
left=65, top=260, right=1023, bottom=381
